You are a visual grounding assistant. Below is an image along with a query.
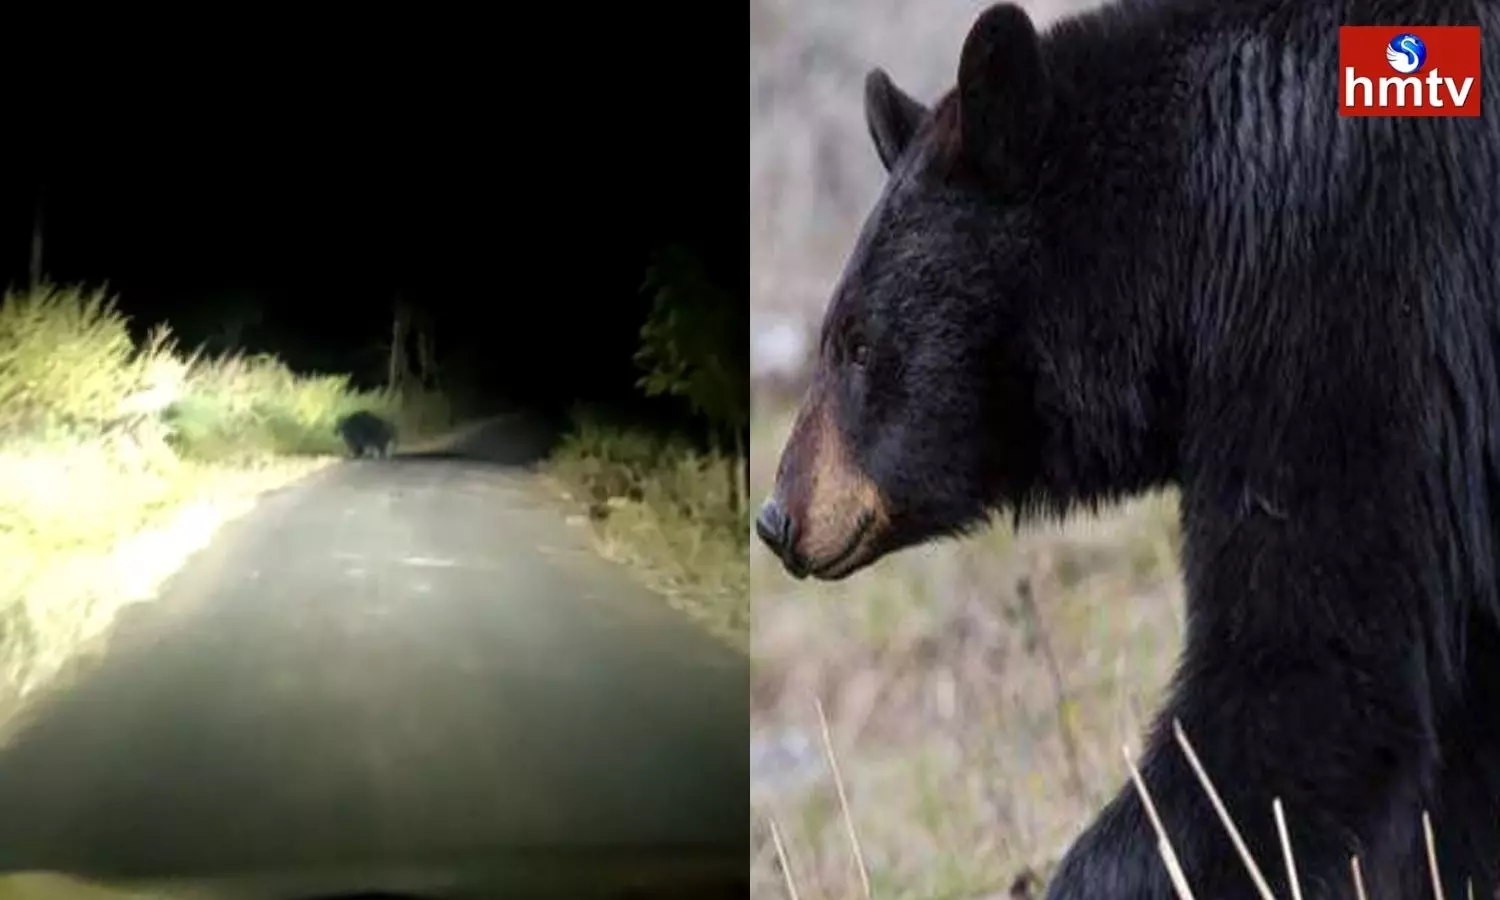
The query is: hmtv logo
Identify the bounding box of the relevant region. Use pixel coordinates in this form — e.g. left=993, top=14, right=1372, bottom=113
left=1340, top=26, right=1481, bottom=116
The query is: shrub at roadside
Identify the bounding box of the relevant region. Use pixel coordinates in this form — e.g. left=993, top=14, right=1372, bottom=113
left=542, top=242, right=749, bottom=650
left=546, top=407, right=749, bottom=651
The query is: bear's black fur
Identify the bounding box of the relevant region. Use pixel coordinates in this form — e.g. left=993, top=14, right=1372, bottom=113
left=335, top=410, right=397, bottom=459
left=757, top=1, right=1500, bottom=897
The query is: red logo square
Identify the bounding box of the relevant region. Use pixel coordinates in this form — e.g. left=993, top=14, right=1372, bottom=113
left=1339, top=26, right=1481, bottom=117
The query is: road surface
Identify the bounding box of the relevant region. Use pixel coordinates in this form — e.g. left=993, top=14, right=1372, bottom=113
left=0, top=419, right=749, bottom=899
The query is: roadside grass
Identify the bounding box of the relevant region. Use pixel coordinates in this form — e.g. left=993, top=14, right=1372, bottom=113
left=749, top=396, right=1185, bottom=899
left=0, top=872, right=174, bottom=900
left=0, top=283, right=451, bottom=728
left=542, top=407, right=750, bottom=651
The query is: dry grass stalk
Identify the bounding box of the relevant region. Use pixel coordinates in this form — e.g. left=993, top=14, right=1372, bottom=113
left=1273, top=798, right=1304, bottom=900
left=817, top=694, right=873, bottom=900
left=1172, top=719, right=1278, bottom=900
left=1122, top=745, right=1195, bottom=900
left=1351, top=856, right=1369, bottom=900
left=767, top=812, right=804, bottom=900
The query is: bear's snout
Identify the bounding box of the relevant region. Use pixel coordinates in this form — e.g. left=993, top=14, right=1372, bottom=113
left=755, top=496, right=808, bottom=578
left=765, top=391, right=891, bottom=581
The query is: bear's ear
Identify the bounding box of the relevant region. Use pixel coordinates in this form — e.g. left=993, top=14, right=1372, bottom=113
left=956, top=2, right=1052, bottom=187
left=864, top=68, right=928, bottom=173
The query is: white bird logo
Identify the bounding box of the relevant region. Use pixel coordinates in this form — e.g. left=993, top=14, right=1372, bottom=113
left=1386, top=34, right=1424, bottom=74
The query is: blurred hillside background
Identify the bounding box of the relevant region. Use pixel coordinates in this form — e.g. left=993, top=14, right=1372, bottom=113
left=749, top=0, right=1191, bottom=897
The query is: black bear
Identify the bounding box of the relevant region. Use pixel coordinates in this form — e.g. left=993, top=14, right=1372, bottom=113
left=756, top=1, right=1500, bottom=898
left=335, top=410, right=397, bottom=459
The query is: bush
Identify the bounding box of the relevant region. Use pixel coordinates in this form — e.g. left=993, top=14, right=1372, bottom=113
left=547, top=407, right=749, bottom=649
left=0, top=284, right=180, bottom=436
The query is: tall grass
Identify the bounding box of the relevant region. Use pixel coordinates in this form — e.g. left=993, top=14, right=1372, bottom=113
left=544, top=407, right=750, bottom=650
left=0, top=283, right=450, bottom=726
left=765, top=706, right=1466, bottom=900
left=750, top=401, right=1184, bottom=898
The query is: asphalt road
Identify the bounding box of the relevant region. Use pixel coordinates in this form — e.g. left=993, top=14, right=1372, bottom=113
left=0, top=420, right=748, bottom=899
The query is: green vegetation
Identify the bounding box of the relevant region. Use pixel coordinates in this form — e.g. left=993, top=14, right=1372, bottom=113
left=543, top=243, right=749, bottom=651
left=0, top=283, right=450, bottom=727
left=635, top=242, right=749, bottom=513
left=546, top=408, right=749, bottom=650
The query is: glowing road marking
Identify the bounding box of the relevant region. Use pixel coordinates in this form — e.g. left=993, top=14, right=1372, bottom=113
left=399, top=556, right=458, bottom=568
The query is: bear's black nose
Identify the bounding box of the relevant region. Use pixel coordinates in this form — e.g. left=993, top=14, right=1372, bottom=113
left=756, top=498, right=793, bottom=556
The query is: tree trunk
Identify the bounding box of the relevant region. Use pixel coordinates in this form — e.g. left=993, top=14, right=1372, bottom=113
left=29, top=186, right=45, bottom=290
left=731, top=424, right=748, bottom=518
left=388, top=299, right=410, bottom=394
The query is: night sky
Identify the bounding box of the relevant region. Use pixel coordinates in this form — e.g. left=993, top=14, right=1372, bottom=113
left=1, top=10, right=740, bottom=426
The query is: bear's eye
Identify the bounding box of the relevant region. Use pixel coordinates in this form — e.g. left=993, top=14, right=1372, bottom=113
left=849, top=339, right=870, bottom=368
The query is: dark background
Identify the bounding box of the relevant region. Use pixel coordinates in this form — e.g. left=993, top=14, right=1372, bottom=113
left=0, top=10, right=740, bottom=432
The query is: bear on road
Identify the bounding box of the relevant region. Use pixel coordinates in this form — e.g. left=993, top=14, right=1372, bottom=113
left=335, top=410, right=397, bottom=460
left=757, top=1, right=1499, bottom=898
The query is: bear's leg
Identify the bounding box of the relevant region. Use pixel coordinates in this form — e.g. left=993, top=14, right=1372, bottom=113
left=1043, top=379, right=1479, bottom=899
left=1046, top=636, right=1440, bottom=899
left=1424, top=613, right=1500, bottom=898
